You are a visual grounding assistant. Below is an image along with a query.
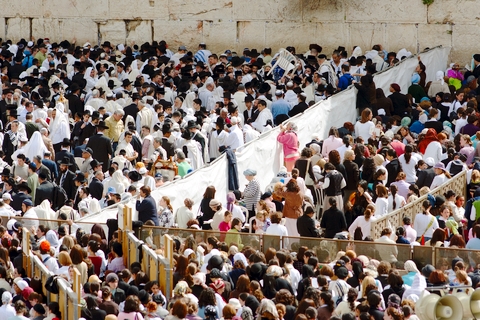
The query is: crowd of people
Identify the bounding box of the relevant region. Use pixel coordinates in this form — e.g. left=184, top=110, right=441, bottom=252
left=0, top=35, right=479, bottom=320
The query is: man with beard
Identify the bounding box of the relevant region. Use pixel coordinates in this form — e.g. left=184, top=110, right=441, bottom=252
left=57, top=157, right=77, bottom=201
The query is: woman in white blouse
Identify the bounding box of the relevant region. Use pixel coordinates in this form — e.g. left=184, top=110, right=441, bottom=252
left=348, top=204, right=376, bottom=240
left=387, top=184, right=406, bottom=213
left=374, top=185, right=389, bottom=218
left=430, top=162, right=451, bottom=190
left=354, top=108, right=375, bottom=142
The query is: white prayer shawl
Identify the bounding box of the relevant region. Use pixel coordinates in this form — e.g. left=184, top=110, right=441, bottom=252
left=105, top=170, right=129, bottom=194
left=85, top=98, right=105, bottom=111
left=233, top=91, right=247, bottom=114
left=351, top=46, right=363, bottom=58
left=115, top=140, right=135, bottom=157
left=225, top=125, right=244, bottom=151
left=12, top=131, right=47, bottom=161
left=184, top=140, right=204, bottom=170
left=49, top=104, right=70, bottom=145
left=136, top=107, right=154, bottom=133
left=34, top=200, right=57, bottom=230
left=143, top=175, right=156, bottom=190
left=252, top=108, right=273, bottom=133
left=181, top=92, right=196, bottom=113
left=104, top=100, right=122, bottom=114
left=320, top=60, right=338, bottom=88
left=84, top=67, right=98, bottom=93
left=209, top=129, right=229, bottom=160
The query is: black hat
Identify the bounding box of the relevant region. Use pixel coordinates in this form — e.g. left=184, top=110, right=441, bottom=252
left=57, top=156, right=73, bottom=166
left=58, top=226, right=67, bottom=236
left=68, top=83, right=80, bottom=92
left=250, top=49, right=260, bottom=58
left=122, top=79, right=132, bottom=87
left=230, top=56, right=245, bottom=68
left=61, top=138, right=71, bottom=146
left=97, top=121, right=109, bottom=129
left=128, top=170, right=142, bottom=182
left=223, top=91, right=232, bottom=99
left=33, top=304, right=46, bottom=315
left=90, top=159, right=103, bottom=169
left=31, top=68, right=40, bottom=76
left=474, top=54, right=480, bottom=63
left=91, top=111, right=100, bottom=120
left=73, top=173, right=87, bottom=183
left=101, top=41, right=112, bottom=48
left=244, top=95, right=254, bottom=103
left=186, top=120, right=198, bottom=129
left=215, top=116, right=225, bottom=126
left=1, top=168, right=11, bottom=177
left=17, top=181, right=32, bottom=194
left=258, top=82, right=270, bottom=94
left=8, top=109, right=17, bottom=117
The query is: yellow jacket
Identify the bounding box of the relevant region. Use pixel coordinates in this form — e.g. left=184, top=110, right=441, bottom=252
left=104, top=115, right=124, bottom=142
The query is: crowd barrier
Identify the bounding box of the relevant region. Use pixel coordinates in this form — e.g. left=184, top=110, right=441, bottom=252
left=371, top=170, right=467, bottom=239
left=78, top=46, right=451, bottom=226
left=22, top=229, right=82, bottom=320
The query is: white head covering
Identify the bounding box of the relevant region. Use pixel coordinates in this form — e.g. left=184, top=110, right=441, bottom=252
left=84, top=67, right=97, bottom=93
left=181, top=91, right=196, bottom=112
left=12, top=131, right=47, bottom=161
left=49, top=104, right=70, bottom=144
left=396, top=48, right=412, bottom=60
left=108, top=171, right=129, bottom=194
left=404, top=260, right=420, bottom=273
left=45, top=230, right=59, bottom=248
left=1, top=291, right=12, bottom=304
left=402, top=273, right=428, bottom=302
left=233, top=252, right=248, bottom=267
left=351, top=46, right=363, bottom=58
left=436, top=70, right=445, bottom=85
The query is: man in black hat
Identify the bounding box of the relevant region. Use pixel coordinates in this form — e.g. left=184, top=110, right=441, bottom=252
left=55, top=138, right=77, bottom=173
left=124, top=93, right=140, bottom=123
left=73, top=172, right=87, bottom=209
left=209, top=117, right=229, bottom=161
left=79, top=111, right=100, bottom=145
left=243, top=95, right=259, bottom=124
left=86, top=121, right=113, bottom=172
left=11, top=181, right=32, bottom=211
left=9, top=54, right=26, bottom=80
left=2, top=120, right=20, bottom=165
left=187, top=120, right=207, bottom=162
left=89, top=169, right=104, bottom=201
left=67, top=83, right=84, bottom=117
left=57, top=157, right=76, bottom=201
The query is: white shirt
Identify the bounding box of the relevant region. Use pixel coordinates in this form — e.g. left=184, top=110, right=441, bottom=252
left=209, top=129, right=229, bottom=160
left=375, top=197, right=388, bottom=217
left=398, top=153, right=420, bottom=183
left=265, top=224, right=289, bottom=248
left=0, top=304, right=15, bottom=318
left=225, top=125, right=244, bottom=150
left=336, top=145, right=352, bottom=163
left=423, top=141, right=443, bottom=165
left=252, top=108, right=273, bottom=133
left=354, top=121, right=375, bottom=142
left=174, top=206, right=195, bottom=229
left=387, top=194, right=406, bottom=212
left=413, top=213, right=439, bottom=238
left=348, top=216, right=376, bottom=239
left=430, top=173, right=449, bottom=189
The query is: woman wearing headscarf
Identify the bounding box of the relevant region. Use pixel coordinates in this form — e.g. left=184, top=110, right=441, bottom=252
left=402, top=260, right=420, bottom=287
left=226, top=192, right=245, bottom=224
left=418, top=128, right=441, bottom=160
left=84, top=67, right=98, bottom=94
left=428, top=71, right=450, bottom=98
left=407, top=73, right=427, bottom=103
left=11, top=131, right=48, bottom=162
left=49, top=104, right=70, bottom=152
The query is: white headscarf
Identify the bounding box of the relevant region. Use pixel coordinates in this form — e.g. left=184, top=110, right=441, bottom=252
left=436, top=70, right=445, bottom=85
left=49, top=104, right=70, bottom=144
left=351, top=46, right=363, bottom=58
left=45, top=230, right=59, bottom=248
left=402, top=273, right=428, bottom=302
left=84, top=67, right=97, bottom=93
left=35, top=199, right=57, bottom=230
left=107, top=170, right=129, bottom=194
left=12, top=131, right=47, bottom=161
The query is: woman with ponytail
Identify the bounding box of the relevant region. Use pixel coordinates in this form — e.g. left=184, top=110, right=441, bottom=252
left=398, top=144, right=419, bottom=184
left=333, top=287, right=360, bottom=317
left=317, top=291, right=335, bottom=320
left=387, top=184, right=406, bottom=213
left=348, top=204, right=376, bottom=239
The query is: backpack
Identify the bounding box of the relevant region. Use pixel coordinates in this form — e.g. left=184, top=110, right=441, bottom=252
left=45, top=275, right=60, bottom=294
left=52, top=183, right=67, bottom=211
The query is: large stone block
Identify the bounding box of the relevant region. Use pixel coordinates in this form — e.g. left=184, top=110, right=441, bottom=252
left=315, top=22, right=347, bottom=56
left=233, top=0, right=302, bottom=21
left=0, top=18, right=5, bottom=41
left=109, top=0, right=169, bottom=20
left=126, top=20, right=153, bottom=46
left=385, top=24, right=417, bottom=53
left=202, top=21, right=236, bottom=54
left=235, top=21, right=265, bottom=53
left=417, top=23, right=452, bottom=52
left=168, top=0, right=233, bottom=21
left=302, top=0, right=345, bottom=23
left=348, top=23, right=386, bottom=54
left=264, top=22, right=316, bottom=53
left=154, top=20, right=203, bottom=49
left=42, top=0, right=108, bottom=19
left=428, top=0, right=480, bottom=24
left=58, top=19, right=98, bottom=44
left=99, top=21, right=127, bottom=46
left=345, top=0, right=427, bottom=23
left=6, top=18, right=31, bottom=42
left=451, top=23, right=480, bottom=64
left=32, top=19, right=62, bottom=42
left=2, top=0, right=42, bottom=17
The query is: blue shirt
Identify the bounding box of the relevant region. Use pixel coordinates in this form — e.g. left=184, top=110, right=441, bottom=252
left=271, top=98, right=291, bottom=120
left=467, top=238, right=480, bottom=250
left=338, top=73, right=354, bottom=90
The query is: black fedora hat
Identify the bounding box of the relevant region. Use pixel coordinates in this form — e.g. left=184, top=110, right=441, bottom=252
left=186, top=120, right=197, bottom=129
left=17, top=181, right=32, bottom=194
left=230, top=56, right=245, bottom=68
left=73, top=172, right=87, bottom=183
left=1, top=168, right=11, bottom=177
left=90, top=159, right=103, bottom=169
left=128, top=170, right=142, bottom=182
left=57, top=156, right=73, bottom=166
left=97, top=121, right=109, bottom=130
left=61, top=138, right=71, bottom=146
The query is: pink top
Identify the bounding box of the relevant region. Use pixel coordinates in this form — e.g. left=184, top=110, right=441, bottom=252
left=277, top=131, right=299, bottom=158
left=219, top=221, right=231, bottom=241
left=117, top=312, right=144, bottom=320
left=447, top=69, right=464, bottom=81
left=322, top=136, right=343, bottom=157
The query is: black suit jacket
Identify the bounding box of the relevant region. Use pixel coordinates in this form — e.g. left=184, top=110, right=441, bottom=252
left=416, top=167, right=436, bottom=189
left=80, top=123, right=97, bottom=144
left=57, top=170, right=76, bottom=201
left=67, top=93, right=84, bottom=119
left=297, top=214, right=319, bottom=238
left=89, top=177, right=104, bottom=200
left=123, top=103, right=138, bottom=123
left=386, top=158, right=402, bottom=187
left=243, top=108, right=259, bottom=124
left=55, top=150, right=77, bottom=173
left=35, top=181, right=55, bottom=206
left=11, top=192, right=31, bottom=211
left=86, top=133, right=113, bottom=172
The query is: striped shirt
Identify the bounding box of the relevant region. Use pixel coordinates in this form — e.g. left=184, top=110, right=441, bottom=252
left=243, top=179, right=261, bottom=211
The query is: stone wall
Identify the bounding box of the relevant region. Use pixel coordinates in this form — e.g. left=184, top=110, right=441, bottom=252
left=1, top=0, right=475, bottom=63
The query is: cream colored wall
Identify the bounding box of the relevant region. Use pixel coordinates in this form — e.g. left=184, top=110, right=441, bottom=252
left=1, top=0, right=471, bottom=63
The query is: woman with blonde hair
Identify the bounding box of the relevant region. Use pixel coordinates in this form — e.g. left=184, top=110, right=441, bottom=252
left=158, top=196, right=174, bottom=227
left=277, top=122, right=299, bottom=172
